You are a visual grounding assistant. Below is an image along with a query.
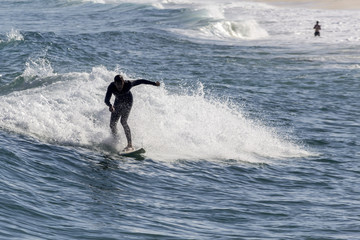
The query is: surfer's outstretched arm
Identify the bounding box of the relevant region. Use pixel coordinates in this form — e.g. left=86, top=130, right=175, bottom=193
left=131, top=79, right=160, bottom=87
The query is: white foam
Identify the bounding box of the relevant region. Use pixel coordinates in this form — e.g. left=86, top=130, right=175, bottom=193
left=22, top=57, right=56, bottom=79
left=1, top=28, right=24, bottom=43
left=6, top=28, right=24, bottom=41
left=0, top=65, right=311, bottom=163
left=200, top=20, right=269, bottom=39
left=0, top=66, right=111, bottom=145
left=133, top=82, right=310, bottom=162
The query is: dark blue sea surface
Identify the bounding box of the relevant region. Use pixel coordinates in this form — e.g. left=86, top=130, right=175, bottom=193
left=1, top=0, right=359, bottom=239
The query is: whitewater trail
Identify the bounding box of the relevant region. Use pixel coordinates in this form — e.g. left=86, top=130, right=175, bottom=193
left=0, top=62, right=311, bottom=163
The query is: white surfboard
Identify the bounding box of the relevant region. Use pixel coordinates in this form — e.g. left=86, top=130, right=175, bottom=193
left=119, top=147, right=145, bottom=156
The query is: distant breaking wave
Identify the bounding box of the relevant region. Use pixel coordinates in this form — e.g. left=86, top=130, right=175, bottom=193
left=76, top=0, right=269, bottom=41
left=196, top=20, right=268, bottom=40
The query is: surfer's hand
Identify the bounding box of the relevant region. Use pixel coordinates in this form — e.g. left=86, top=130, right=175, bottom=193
left=155, top=81, right=160, bottom=86
left=109, top=106, right=115, bottom=112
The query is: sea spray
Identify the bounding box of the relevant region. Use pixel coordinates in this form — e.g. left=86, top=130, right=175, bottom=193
left=0, top=28, right=24, bottom=44
left=133, top=81, right=309, bottom=162
left=6, top=28, right=24, bottom=42
left=22, top=58, right=56, bottom=79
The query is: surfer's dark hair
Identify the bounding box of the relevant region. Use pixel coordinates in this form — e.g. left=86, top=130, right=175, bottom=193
left=114, top=75, right=124, bottom=82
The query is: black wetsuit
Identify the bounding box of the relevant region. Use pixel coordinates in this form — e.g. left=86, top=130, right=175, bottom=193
left=104, top=79, right=157, bottom=144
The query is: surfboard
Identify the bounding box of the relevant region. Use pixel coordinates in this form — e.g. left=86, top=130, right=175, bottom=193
left=119, top=147, right=145, bottom=157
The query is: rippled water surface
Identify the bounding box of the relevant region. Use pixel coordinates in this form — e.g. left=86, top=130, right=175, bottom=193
left=0, top=0, right=359, bottom=239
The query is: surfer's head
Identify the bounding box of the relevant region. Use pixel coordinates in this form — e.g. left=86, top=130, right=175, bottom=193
left=114, top=74, right=124, bottom=90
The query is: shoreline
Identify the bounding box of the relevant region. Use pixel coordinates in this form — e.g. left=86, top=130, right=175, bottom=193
left=251, top=0, right=360, bottom=10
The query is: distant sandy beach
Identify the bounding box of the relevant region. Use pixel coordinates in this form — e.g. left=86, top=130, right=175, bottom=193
left=252, top=0, right=360, bottom=10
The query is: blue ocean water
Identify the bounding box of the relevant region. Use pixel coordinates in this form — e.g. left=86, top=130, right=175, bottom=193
left=1, top=0, right=359, bottom=239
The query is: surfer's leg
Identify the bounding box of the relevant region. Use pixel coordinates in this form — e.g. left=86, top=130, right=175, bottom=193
left=110, top=111, right=121, bottom=139
left=120, top=105, right=132, bottom=148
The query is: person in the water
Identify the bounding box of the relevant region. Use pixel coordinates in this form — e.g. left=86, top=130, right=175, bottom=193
left=314, top=21, right=321, bottom=37
left=105, top=75, right=160, bottom=151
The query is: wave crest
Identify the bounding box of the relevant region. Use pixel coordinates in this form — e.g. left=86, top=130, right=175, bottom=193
left=0, top=29, right=24, bottom=43
left=200, top=20, right=269, bottom=40
left=0, top=65, right=311, bottom=163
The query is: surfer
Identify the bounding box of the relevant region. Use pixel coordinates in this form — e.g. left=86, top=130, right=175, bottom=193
left=313, top=21, right=321, bottom=37
left=105, top=75, right=160, bottom=151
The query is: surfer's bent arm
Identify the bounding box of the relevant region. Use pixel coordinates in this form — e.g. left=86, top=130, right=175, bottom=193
left=104, top=84, right=114, bottom=107
left=131, top=79, right=160, bottom=87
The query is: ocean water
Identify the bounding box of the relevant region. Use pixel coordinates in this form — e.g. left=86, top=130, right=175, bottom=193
left=0, top=0, right=359, bottom=239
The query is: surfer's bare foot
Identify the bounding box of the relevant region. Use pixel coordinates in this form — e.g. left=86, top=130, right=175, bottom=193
left=124, top=145, right=134, bottom=152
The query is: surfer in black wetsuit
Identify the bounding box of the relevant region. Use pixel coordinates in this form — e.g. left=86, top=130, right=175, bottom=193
left=105, top=75, right=160, bottom=151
